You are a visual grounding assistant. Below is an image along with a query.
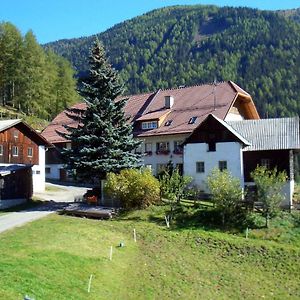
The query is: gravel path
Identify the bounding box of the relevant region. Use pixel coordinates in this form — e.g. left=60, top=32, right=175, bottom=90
left=0, top=182, right=91, bottom=234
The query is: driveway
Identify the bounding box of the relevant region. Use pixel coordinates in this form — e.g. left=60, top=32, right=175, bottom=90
left=34, top=182, right=90, bottom=202
left=0, top=210, right=54, bottom=234
left=0, top=182, right=91, bottom=234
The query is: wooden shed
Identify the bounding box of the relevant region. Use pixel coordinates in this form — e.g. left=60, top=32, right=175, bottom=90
left=0, top=165, right=33, bottom=209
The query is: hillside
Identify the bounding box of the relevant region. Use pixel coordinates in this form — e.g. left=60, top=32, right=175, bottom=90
left=0, top=207, right=299, bottom=299
left=45, top=5, right=300, bottom=118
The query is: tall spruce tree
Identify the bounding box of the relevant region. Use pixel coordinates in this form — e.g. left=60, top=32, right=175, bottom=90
left=62, top=39, right=140, bottom=196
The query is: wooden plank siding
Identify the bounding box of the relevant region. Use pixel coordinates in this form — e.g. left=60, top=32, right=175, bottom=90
left=243, top=150, right=290, bottom=182
left=185, top=114, right=243, bottom=144
left=0, top=126, right=39, bottom=165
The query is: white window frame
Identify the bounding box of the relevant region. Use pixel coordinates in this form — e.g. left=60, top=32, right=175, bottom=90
left=13, top=130, right=18, bottom=139
left=142, top=121, right=158, bottom=130
left=156, top=141, right=170, bottom=153
left=174, top=140, right=183, bottom=153
left=219, top=160, right=227, bottom=171
left=145, top=164, right=152, bottom=171
left=0, top=145, right=3, bottom=156
left=12, top=146, right=18, bottom=157
left=261, top=159, right=271, bottom=169
left=27, top=147, right=33, bottom=157
left=188, top=116, right=197, bottom=124
left=196, top=161, right=205, bottom=173
left=145, top=142, right=152, bottom=152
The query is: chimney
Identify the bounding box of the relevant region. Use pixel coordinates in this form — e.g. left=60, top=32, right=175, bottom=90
left=165, top=95, right=174, bottom=109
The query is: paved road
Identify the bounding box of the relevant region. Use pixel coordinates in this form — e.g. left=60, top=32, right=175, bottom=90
left=0, top=182, right=91, bottom=234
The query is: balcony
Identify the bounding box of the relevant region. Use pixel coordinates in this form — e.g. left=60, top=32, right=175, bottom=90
left=173, top=149, right=183, bottom=155
left=156, top=150, right=170, bottom=155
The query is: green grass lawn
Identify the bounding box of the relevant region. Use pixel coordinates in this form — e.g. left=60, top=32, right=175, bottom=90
left=0, top=205, right=299, bottom=299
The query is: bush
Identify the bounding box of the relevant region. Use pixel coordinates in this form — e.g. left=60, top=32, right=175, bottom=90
left=207, top=168, right=244, bottom=227
left=104, top=168, right=160, bottom=209
left=251, top=166, right=287, bottom=228
left=160, top=168, right=192, bottom=204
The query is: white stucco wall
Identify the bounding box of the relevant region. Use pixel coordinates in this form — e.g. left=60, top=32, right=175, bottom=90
left=183, top=142, right=244, bottom=192
left=138, top=134, right=188, bottom=175
left=32, top=145, right=46, bottom=192
left=225, top=113, right=244, bottom=121
left=45, top=163, right=64, bottom=180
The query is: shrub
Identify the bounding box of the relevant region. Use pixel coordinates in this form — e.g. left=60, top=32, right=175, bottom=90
left=251, top=166, right=287, bottom=228
left=104, top=168, right=160, bottom=209
left=160, top=168, right=192, bottom=204
left=207, top=168, right=244, bottom=227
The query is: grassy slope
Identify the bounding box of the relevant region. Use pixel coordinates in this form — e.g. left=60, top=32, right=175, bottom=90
left=0, top=207, right=299, bottom=299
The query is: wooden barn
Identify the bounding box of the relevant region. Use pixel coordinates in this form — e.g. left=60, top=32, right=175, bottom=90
left=0, top=119, right=52, bottom=193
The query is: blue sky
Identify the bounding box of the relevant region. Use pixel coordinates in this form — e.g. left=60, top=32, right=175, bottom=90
left=1, top=0, right=299, bottom=44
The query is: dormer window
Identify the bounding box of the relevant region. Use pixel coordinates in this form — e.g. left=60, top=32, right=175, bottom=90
left=188, top=116, right=197, bottom=124
left=165, top=120, right=173, bottom=126
left=142, top=121, right=158, bottom=130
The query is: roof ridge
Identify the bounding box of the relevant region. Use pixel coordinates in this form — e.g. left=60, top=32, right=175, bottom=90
left=158, top=81, right=228, bottom=93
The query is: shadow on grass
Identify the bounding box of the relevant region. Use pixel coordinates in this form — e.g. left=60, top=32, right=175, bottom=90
left=0, top=199, right=71, bottom=213
left=160, top=204, right=260, bottom=233
left=1, top=199, right=44, bottom=213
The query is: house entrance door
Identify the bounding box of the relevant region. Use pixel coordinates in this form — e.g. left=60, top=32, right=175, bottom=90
left=59, top=168, right=67, bottom=181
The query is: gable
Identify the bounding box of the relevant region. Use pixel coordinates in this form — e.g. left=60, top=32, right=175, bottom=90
left=184, top=114, right=250, bottom=146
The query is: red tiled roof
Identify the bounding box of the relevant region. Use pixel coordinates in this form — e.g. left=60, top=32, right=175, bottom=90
left=136, top=109, right=171, bottom=121
left=41, top=81, right=258, bottom=143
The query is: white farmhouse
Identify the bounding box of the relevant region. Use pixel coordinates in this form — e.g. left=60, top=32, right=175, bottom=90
left=42, top=81, right=259, bottom=179
left=184, top=114, right=300, bottom=208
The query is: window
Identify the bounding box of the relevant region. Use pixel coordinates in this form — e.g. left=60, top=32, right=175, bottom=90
left=45, top=167, right=51, bottom=174
left=135, top=143, right=142, bottom=154
left=196, top=161, right=205, bottom=173
left=12, top=146, right=18, bottom=157
left=142, top=121, right=158, bottom=130
left=208, top=142, right=216, bottom=152
left=145, top=164, right=152, bottom=171
left=27, top=147, right=33, bottom=157
left=36, top=170, right=41, bottom=175
left=13, top=130, right=18, bottom=139
left=261, top=159, right=271, bottom=169
left=188, top=116, right=197, bottom=124
left=156, top=142, right=170, bottom=154
left=219, top=161, right=227, bottom=171
left=165, top=120, right=173, bottom=126
left=0, top=145, right=3, bottom=156
left=145, top=143, right=152, bottom=152
left=173, top=141, right=183, bottom=154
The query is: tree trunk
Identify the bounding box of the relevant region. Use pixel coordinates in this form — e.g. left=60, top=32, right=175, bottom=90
left=265, top=214, right=270, bottom=228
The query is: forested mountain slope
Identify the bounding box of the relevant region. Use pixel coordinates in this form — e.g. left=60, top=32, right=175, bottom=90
left=45, top=5, right=300, bottom=118
left=0, top=22, right=79, bottom=122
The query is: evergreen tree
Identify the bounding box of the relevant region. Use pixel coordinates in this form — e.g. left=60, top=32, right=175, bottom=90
left=62, top=40, right=141, bottom=196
